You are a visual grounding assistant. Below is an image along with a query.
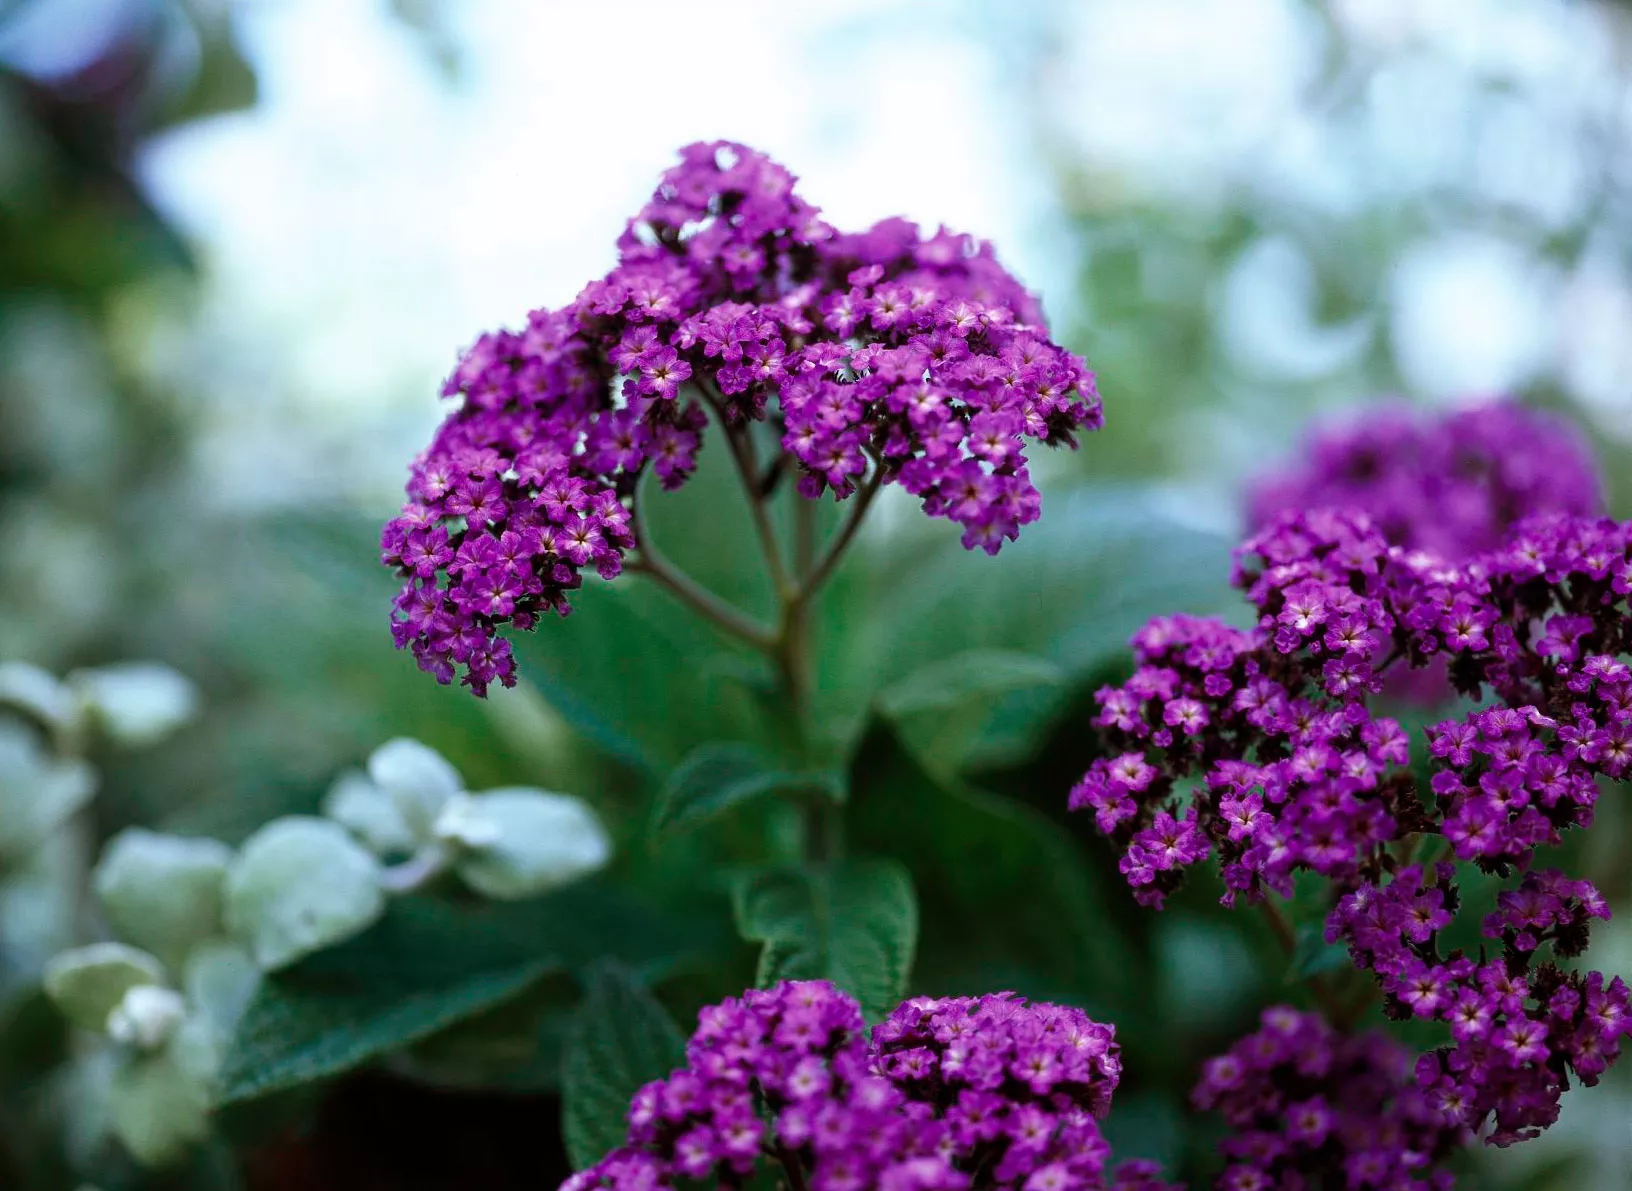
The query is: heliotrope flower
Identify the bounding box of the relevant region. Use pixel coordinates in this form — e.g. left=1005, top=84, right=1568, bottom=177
left=1192, top=1006, right=1465, bottom=1191
left=1248, top=401, right=1603, bottom=560
left=562, top=980, right=1174, bottom=1191
left=1067, top=498, right=1632, bottom=1167
left=1327, top=863, right=1630, bottom=1148
left=382, top=142, right=1100, bottom=694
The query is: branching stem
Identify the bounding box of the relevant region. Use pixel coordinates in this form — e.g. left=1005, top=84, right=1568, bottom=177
left=623, top=425, right=879, bottom=871
left=629, top=480, right=778, bottom=650
left=792, top=462, right=883, bottom=610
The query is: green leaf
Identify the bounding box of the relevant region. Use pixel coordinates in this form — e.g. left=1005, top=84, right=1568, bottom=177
left=824, top=486, right=1235, bottom=753
left=733, top=858, right=917, bottom=1021
left=216, top=883, right=697, bottom=1106
left=653, top=743, right=844, bottom=836
left=878, top=649, right=1066, bottom=716
left=878, top=650, right=1066, bottom=774
left=846, top=720, right=1138, bottom=1012
left=561, top=963, right=686, bottom=1171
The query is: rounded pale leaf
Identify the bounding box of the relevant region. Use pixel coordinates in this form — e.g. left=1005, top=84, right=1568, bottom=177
left=94, top=829, right=232, bottom=967
left=43, top=943, right=168, bottom=1033
left=366, top=738, right=463, bottom=839
left=69, top=663, right=199, bottom=747
left=0, top=660, right=80, bottom=735
left=322, top=769, right=417, bottom=856
left=431, top=792, right=503, bottom=850
left=453, top=789, right=611, bottom=901
left=224, top=817, right=385, bottom=972
left=184, top=940, right=261, bottom=1037
left=0, top=716, right=97, bottom=859
left=108, top=1016, right=216, bottom=1166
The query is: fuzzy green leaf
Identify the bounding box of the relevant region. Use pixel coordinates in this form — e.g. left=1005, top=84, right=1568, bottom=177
left=561, top=964, right=686, bottom=1171
left=733, top=858, right=917, bottom=1021
left=846, top=720, right=1137, bottom=1012
left=217, top=884, right=694, bottom=1106
left=653, top=743, right=843, bottom=836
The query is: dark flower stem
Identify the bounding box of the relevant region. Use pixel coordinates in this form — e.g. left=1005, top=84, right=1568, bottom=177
left=775, top=1143, right=810, bottom=1191
left=792, top=459, right=883, bottom=612
left=1256, top=899, right=1353, bottom=1027
left=630, top=484, right=778, bottom=650
left=696, top=379, right=795, bottom=600
left=628, top=424, right=872, bottom=869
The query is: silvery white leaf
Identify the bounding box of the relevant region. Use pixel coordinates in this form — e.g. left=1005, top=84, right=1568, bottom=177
left=322, top=769, right=417, bottom=856
left=0, top=716, right=97, bottom=859
left=453, top=788, right=611, bottom=901
left=42, top=943, right=168, bottom=1033
left=431, top=791, right=503, bottom=850
left=0, top=660, right=80, bottom=736
left=183, top=939, right=260, bottom=1037
left=366, top=737, right=463, bottom=840
left=93, top=829, right=232, bottom=968
left=224, top=817, right=385, bottom=972
left=69, top=663, right=199, bottom=748
left=107, top=1015, right=216, bottom=1166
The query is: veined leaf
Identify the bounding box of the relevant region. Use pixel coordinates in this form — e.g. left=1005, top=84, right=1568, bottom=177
left=733, top=858, right=917, bottom=1022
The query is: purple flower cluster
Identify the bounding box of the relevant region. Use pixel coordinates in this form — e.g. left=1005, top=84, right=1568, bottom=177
left=1069, top=606, right=1416, bottom=909
left=1248, top=401, right=1603, bottom=561
left=1069, top=503, right=1632, bottom=1160
left=1192, top=1006, right=1465, bottom=1191
left=1326, top=863, right=1631, bottom=1147
left=562, top=981, right=1174, bottom=1191
left=382, top=142, right=1100, bottom=693
left=1073, top=508, right=1632, bottom=909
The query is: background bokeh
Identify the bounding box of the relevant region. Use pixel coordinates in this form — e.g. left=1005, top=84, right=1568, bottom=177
left=3, top=1, right=1631, bottom=1188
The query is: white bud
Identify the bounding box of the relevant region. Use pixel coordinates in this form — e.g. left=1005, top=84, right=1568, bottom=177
left=68, top=663, right=199, bottom=747
left=224, top=817, right=386, bottom=972
left=366, top=738, right=463, bottom=839
left=452, top=788, right=611, bottom=901
left=431, top=792, right=504, bottom=850
left=106, top=985, right=188, bottom=1051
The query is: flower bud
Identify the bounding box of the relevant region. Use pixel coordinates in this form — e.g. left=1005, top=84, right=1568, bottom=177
left=0, top=660, right=80, bottom=736
left=108, top=1016, right=216, bottom=1166
left=106, top=985, right=188, bottom=1052
left=431, top=792, right=504, bottom=850
left=0, top=715, right=97, bottom=860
